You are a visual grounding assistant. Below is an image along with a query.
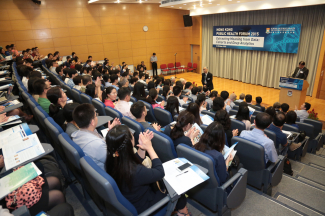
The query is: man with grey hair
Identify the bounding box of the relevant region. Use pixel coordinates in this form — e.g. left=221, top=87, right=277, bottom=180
left=201, top=67, right=213, bottom=91
left=170, top=76, right=176, bottom=86
left=226, top=93, right=236, bottom=108
left=119, top=77, right=129, bottom=88
left=179, top=78, right=186, bottom=88
left=236, top=93, right=245, bottom=102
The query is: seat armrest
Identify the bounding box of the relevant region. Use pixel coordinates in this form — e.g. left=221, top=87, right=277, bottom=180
left=220, top=169, right=246, bottom=190
left=266, top=155, right=284, bottom=172
left=12, top=205, right=30, bottom=216
left=139, top=195, right=171, bottom=216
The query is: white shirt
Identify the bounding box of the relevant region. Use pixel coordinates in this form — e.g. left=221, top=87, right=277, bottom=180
left=22, top=76, right=28, bottom=89
left=295, top=110, right=309, bottom=122
left=115, top=100, right=135, bottom=119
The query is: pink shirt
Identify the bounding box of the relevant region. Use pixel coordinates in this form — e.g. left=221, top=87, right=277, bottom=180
left=115, top=100, right=135, bottom=119
left=152, top=103, right=164, bottom=109
left=104, top=99, right=115, bottom=108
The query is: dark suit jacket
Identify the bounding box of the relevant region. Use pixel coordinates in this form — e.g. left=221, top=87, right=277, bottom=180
left=202, top=72, right=214, bottom=90
left=255, top=103, right=265, bottom=112
left=292, top=67, right=309, bottom=80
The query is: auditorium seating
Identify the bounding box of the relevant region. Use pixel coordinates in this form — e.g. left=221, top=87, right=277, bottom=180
left=139, top=100, right=157, bottom=123
left=153, top=107, right=173, bottom=127
left=121, top=116, right=144, bottom=144
left=231, top=137, right=285, bottom=195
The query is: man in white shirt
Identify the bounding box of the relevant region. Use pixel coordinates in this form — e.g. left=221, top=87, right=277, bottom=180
left=295, top=102, right=311, bottom=122
left=226, top=93, right=236, bottom=108
left=236, top=93, right=245, bottom=103
left=49, top=60, right=58, bottom=74
left=115, top=87, right=135, bottom=119
left=173, top=85, right=188, bottom=106
left=150, top=53, right=158, bottom=76
left=138, top=73, right=147, bottom=85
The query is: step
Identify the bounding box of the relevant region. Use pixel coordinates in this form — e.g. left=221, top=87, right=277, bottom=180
left=290, top=160, right=325, bottom=186
left=232, top=188, right=305, bottom=216
left=316, top=147, right=325, bottom=156
left=275, top=193, right=324, bottom=216
left=296, top=176, right=325, bottom=190
left=300, top=153, right=325, bottom=168
left=272, top=175, right=325, bottom=214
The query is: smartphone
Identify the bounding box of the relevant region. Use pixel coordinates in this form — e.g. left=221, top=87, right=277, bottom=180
left=177, top=162, right=192, bottom=172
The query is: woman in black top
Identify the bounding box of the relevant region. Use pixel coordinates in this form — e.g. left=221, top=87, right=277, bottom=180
left=147, top=81, right=155, bottom=91
left=165, top=96, right=180, bottom=118
left=47, top=87, right=67, bottom=127
left=214, top=110, right=238, bottom=147
left=132, top=82, right=147, bottom=101
left=106, top=125, right=189, bottom=215
left=195, top=94, right=207, bottom=113
left=186, top=103, right=202, bottom=125
left=164, top=111, right=199, bottom=149
left=210, top=97, right=225, bottom=113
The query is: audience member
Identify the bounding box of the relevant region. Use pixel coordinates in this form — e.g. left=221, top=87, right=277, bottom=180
left=147, top=81, right=155, bottom=91
left=235, top=104, right=251, bottom=130
left=102, top=86, right=117, bottom=108
left=281, top=103, right=289, bottom=114
left=173, top=85, right=188, bottom=106
left=72, top=104, right=120, bottom=170
left=187, top=103, right=202, bottom=125
left=195, top=94, right=207, bottom=113
left=195, top=122, right=234, bottom=187
left=163, top=85, right=173, bottom=99
left=240, top=113, right=278, bottom=163
left=265, top=106, right=276, bottom=121
left=295, top=102, right=310, bottom=122
left=115, top=87, right=134, bottom=119
left=65, top=69, right=78, bottom=88
left=226, top=93, right=236, bottom=108
left=119, top=77, right=129, bottom=88
left=28, top=77, right=41, bottom=101
left=255, top=96, right=265, bottom=112
left=63, top=103, right=80, bottom=137
left=245, top=94, right=252, bottom=104
left=268, top=112, right=288, bottom=149
left=164, top=111, right=199, bottom=148
left=273, top=102, right=281, bottom=113
left=130, top=101, right=161, bottom=131
left=165, top=96, right=180, bottom=117
left=72, top=75, right=83, bottom=91
left=214, top=110, right=238, bottom=147
left=132, top=82, right=147, bottom=101
left=146, top=89, right=165, bottom=109
left=210, top=97, right=225, bottom=113
left=236, top=93, right=245, bottom=102
left=47, top=87, right=68, bottom=127
left=189, top=87, right=199, bottom=101
left=220, top=91, right=231, bottom=112
left=183, top=82, right=193, bottom=95
left=206, top=91, right=218, bottom=109
left=34, top=79, right=51, bottom=113
left=286, top=111, right=299, bottom=129
left=105, top=126, right=189, bottom=215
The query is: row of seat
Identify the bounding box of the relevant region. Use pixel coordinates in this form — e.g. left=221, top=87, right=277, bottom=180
left=160, top=62, right=197, bottom=75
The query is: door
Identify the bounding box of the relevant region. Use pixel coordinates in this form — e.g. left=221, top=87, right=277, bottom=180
left=316, top=53, right=325, bottom=99
left=192, top=45, right=200, bottom=74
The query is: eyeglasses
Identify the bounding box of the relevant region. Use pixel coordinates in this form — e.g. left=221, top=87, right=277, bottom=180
left=96, top=112, right=99, bottom=117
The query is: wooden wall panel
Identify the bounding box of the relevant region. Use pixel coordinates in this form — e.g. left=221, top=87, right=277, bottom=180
left=0, top=0, right=201, bottom=70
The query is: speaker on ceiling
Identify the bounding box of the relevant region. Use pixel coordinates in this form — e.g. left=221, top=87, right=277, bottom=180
left=183, top=15, right=193, bottom=27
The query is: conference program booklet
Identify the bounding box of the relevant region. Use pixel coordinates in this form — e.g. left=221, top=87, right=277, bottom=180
left=0, top=115, right=21, bottom=126
left=184, top=123, right=203, bottom=144
left=0, top=123, right=32, bottom=149
left=222, top=142, right=238, bottom=168
left=2, top=134, right=45, bottom=170
left=0, top=162, right=42, bottom=200
left=163, top=158, right=209, bottom=195
left=201, top=115, right=214, bottom=125
left=248, top=106, right=255, bottom=117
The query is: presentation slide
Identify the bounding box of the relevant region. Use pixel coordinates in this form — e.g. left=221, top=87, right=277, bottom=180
left=213, top=24, right=301, bottom=53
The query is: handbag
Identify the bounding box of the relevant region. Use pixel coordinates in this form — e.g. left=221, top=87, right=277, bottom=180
left=6, top=167, right=45, bottom=210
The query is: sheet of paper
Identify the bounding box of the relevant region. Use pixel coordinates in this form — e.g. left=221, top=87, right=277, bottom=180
left=248, top=106, right=255, bottom=116
left=201, top=115, right=214, bottom=125
left=282, top=130, right=292, bottom=138
left=0, top=123, right=32, bottom=149
left=0, top=115, right=20, bottom=126
left=0, top=162, right=41, bottom=200
left=163, top=158, right=209, bottom=195
left=3, top=134, right=45, bottom=170
left=179, top=107, right=185, bottom=112
left=229, top=115, right=236, bottom=119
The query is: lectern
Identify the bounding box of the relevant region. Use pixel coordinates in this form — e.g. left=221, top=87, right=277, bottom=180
left=279, top=77, right=309, bottom=109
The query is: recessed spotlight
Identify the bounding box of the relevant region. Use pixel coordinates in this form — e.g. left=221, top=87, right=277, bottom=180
left=237, top=0, right=240, bottom=2
left=171, top=5, right=173, bottom=7
left=208, top=2, right=212, bottom=4
left=179, top=7, right=182, bottom=8
left=217, top=3, right=220, bottom=5
left=183, top=3, right=186, bottom=5
left=228, top=0, right=232, bottom=1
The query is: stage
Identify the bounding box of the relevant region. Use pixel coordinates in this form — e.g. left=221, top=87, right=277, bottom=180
left=164, top=72, right=325, bottom=125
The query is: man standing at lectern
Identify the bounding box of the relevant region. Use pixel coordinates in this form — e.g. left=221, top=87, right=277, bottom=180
left=292, top=61, right=309, bottom=80
left=202, top=67, right=214, bottom=91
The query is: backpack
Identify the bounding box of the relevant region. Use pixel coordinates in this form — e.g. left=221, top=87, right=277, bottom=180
left=283, top=157, right=293, bottom=176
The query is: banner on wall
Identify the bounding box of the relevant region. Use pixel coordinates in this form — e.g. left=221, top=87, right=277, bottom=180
left=212, top=24, right=301, bottom=53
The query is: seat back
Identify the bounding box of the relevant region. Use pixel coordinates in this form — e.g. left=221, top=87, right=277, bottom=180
left=264, top=129, right=277, bottom=148
left=59, top=133, right=85, bottom=171
left=231, top=136, right=266, bottom=188
left=61, top=84, right=73, bottom=99
left=139, top=100, right=157, bottom=122
left=176, top=144, right=220, bottom=211
left=234, top=101, right=241, bottom=106
left=233, top=105, right=239, bottom=110
left=187, top=62, right=192, bottom=68
left=168, top=63, right=174, bottom=69
left=121, top=116, right=144, bottom=144
left=34, top=106, right=49, bottom=131
left=229, top=109, right=238, bottom=116
left=250, top=115, right=256, bottom=124
left=283, top=124, right=299, bottom=133
left=200, top=124, right=208, bottom=132
left=44, top=117, right=65, bottom=158
left=81, top=93, right=92, bottom=104
left=251, top=105, right=262, bottom=112
left=230, top=119, right=246, bottom=133
left=130, top=96, right=137, bottom=103
left=160, top=64, right=167, bottom=69
left=105, top=106, right=123, bottom=120
left=92, top=99, right=106, bottom=116
left=146, top=128, right=177, bottom=163
left=201, top=110, right=215, bottom=119
left=156, top=94, right=165, bottom=102
left=304, top=119, right=322, bottom=135
left=80, top=156, right=137, bottom=216
left=71, top=88, right=82, bottom=103
left=193, top=63, right=197, bottom=69
left=296, top=122, right=315, bottom=139
left=153, top=107, right=173, bottom=127
left=176, top=62, right=181, bottom=67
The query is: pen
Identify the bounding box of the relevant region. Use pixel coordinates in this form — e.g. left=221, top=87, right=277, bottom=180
left=176, top=171, right=188, bottom=177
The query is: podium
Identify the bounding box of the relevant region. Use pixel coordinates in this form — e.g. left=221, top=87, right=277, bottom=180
left=279, top=77, right=309, bottom=109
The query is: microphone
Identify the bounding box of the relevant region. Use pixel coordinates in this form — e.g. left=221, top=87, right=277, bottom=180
left=174, top=53, right=177, bottom=56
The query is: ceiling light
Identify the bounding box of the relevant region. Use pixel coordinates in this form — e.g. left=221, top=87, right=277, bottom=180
left=88, top=0, right=98, bottom=3
left=209, top=2, right=212, bottom=4
left=139, top=0, right=142, bottom=3
left=228, top=0, right=232, bottom=1
left=183, top=3, right=186, bottom=5
left=237, top=0, right=240, bottom=2
left=217, top=3, right=220, bottom=5
left=179, top=7, right=182, bottom=8
left=193, top=5, right=196, bottom=9
left=171, top=5, right=173, bottom=7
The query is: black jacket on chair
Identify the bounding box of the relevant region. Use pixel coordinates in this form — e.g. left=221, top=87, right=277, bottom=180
left=292, top=67, right=309, bottom=80
left=202, top=72, right=214, bottom=90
